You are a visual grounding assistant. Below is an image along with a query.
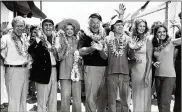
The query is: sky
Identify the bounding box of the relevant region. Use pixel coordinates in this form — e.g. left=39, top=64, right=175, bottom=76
left=2, top=1, right=181, bottom=36
left=32, top=2, right=166, bottom=28
left=32, top=2, right=181, bottom=31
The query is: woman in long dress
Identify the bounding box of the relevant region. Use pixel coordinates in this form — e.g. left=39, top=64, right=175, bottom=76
left=129, top=19, right=153, bottom=112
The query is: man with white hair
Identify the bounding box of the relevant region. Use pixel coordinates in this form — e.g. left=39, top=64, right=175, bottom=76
left=78, top=13, right=108, bottom=112
left=0, top=16, right=30, bottom=112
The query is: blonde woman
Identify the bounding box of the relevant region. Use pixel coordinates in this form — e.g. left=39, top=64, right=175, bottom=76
left=57, top=19, right=83, bottom=112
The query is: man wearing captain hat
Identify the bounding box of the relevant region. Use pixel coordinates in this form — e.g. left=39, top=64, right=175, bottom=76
left=77, top=13, right=108, bottom=112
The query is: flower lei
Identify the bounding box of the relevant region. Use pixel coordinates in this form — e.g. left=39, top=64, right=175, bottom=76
left=38, top=31, right=59, bottom=60
left=56, top=30, right=68, bottom=61
left=71, top=50, right=82, bottom=82
left=108, top=32, right=127, bottom=57
left=85, top=26, right=106, bottom=42
left=153, top=38, right=171, bottom=52
left=130, top=34, right=147, bottom=51
left=11, top=32, right=29, bottom=57
left=40, top=32, right=56, bottom=52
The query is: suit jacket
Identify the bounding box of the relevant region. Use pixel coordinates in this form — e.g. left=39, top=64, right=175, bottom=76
left=28, top=40, right=52, bottom=84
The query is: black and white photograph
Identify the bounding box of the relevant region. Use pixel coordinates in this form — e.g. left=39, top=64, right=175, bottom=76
left=0, top=1, right=181, bottom=112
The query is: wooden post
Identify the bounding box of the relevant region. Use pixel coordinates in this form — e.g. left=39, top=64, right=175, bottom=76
left=165, top=1, right=170, bottom=28
left=13, top=1, right=17, bottom=17
left=0, top=1, right=1, bottom=25
left=40, top=1, right=42, bottom=21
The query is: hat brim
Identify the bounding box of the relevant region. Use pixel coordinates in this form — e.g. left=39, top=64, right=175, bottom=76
left=57, top=18, right=80, bottom=35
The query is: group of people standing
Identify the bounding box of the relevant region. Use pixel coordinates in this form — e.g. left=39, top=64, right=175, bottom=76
left=0, top=3, right=181, bottom=112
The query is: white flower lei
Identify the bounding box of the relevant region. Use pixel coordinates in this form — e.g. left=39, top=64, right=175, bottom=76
left=71, top=50, right=82, bottom=82
left=38, top=31, right=59, bottom=61
left=108, top=32, right=127, bottom=57
left=11, top=32, right=29, bottom=57
left=85, top=26, right=106, bottom=42
left=40, top=31, right=56, bottom=52
left=56, top=30, right=68, bottom=61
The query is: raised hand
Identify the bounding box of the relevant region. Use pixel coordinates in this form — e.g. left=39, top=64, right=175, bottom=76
left=1, top=22, right=9, bottom=35
left=129, top=36, right=138, bottom=49
left=115, top=4, right=126, bottom=16
left=35, top=29, right=43, bottom=43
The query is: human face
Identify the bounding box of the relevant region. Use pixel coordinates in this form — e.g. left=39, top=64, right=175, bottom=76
left=31, top=29, right=37, bottom=38
left=42, top=22, right=54, bottom=36
left=137, top=22, right=146, bottom=34
left=157, top=27, right=167, bottom=40
left=89, top=18, right=101, bottom=34
left=113, top=22, right=124, bottom=34
left=13, top=21, right=25, bottom=37
left=65, top=25, right=74, bottom=37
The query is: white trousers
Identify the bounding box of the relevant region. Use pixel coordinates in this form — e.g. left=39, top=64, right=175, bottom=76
left=5, top=67, right=29, bottom=112
left=36, top=68, right=57, bottom=112
left=1, top=65, right=8, bottom=104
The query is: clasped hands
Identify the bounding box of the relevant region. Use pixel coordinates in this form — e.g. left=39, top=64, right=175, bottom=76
left=91, top=41, right=104, bottom=51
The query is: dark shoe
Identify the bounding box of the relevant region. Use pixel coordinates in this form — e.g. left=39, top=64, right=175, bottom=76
left=3, top=103, right=8, bottom=108
left=0, top=104, right=4, bottom=109
left=27, top=96, right=37, bottom=104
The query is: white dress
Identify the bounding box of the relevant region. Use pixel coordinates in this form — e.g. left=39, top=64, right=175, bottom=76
left=130, top=38, right=152, bottom=112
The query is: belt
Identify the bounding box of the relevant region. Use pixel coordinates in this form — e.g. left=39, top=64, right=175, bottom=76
left=4, top=64, right=27, bottom=68
left=52, top=65, right=56, bottom=67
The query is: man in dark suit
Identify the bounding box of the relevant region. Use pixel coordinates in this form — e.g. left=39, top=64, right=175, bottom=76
left=28, top=19, right=59, bottom=112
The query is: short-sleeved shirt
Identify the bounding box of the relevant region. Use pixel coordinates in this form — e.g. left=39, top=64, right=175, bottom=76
left=105, top=33, right=131, bottom=75
left=77, top=33, right=107, bottom=66
left=1, top=33, right=29, bottom=65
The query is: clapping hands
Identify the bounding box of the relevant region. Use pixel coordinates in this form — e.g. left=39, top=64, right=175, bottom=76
left=91, top=41, right=103, bottom=51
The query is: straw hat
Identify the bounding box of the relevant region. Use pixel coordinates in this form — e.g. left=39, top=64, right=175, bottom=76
left=57, top=18, right=80, bottom=35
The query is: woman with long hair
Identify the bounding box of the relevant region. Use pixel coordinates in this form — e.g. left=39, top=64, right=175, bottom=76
left=129, top=19, right=153, bottom=112
left=152, top=24, right=181, bottom=112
